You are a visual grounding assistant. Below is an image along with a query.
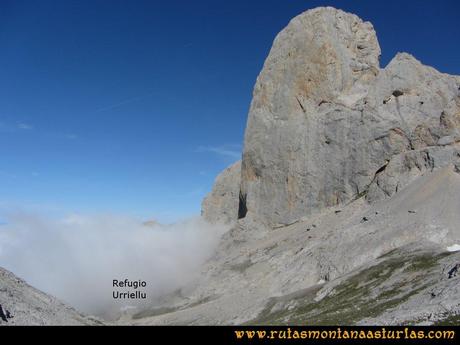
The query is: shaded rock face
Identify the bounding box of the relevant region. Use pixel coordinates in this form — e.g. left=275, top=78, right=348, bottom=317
left=201, top=160, right=241, bottom=224
left=238, top=7, right=460, bottom=225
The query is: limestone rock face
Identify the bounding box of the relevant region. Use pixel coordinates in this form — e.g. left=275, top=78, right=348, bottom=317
left=132, top=7, right=460, bottom=326
left=364, top=54, right=460, bottom=202
left=239, top=7, right=460, bottom=225
left=201, top=160, right=241, bottom=224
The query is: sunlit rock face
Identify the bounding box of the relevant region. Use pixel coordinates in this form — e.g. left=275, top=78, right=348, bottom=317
left=237, top=7, right=460, bottom=225
left=123, top=7, right=460, bottom=326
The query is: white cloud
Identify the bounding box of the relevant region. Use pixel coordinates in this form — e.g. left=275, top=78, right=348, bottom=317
left=195, top=144, right=241, bottom=159
left=17, top=123, right=33, bottom=130
left=0, top=121, right=79, bottom=141
left=94, top=90, right=157, bottom=113
left=0, top=212, right=229, bottom=319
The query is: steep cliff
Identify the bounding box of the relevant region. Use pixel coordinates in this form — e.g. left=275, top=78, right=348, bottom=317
left=205, top=7, right=460, bottom=226
left=163, top=7, right=460, bottom=325
left=201, top=160, right=241, bottom=224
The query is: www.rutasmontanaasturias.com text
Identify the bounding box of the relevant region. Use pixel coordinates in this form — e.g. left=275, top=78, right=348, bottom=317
left=112, top=279, right=147, bottom=299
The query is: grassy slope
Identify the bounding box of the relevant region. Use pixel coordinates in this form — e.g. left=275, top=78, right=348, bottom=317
left=247, top=249, right=454, bottom=325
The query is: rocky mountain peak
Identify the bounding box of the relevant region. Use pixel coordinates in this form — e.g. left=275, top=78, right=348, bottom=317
left=201, top=7, right=460, bottom=226
left=254, top=7, right=381, bottom=112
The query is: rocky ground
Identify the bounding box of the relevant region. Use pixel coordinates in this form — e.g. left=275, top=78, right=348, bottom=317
left=123, top=166, right=460, bottom=325
left=250, top=247, right=460, bottom=325
left=0, top=267, right=102, bottom=325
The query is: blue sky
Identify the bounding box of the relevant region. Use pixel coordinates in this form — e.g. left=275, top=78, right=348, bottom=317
left=1, top=0, right=459, bottom=223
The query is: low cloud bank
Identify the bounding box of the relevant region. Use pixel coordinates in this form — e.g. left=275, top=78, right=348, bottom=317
left=0, top=212, right=228, bottom=318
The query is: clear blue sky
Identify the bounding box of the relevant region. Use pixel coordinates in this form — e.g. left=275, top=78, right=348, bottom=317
left=1, top=0, right=459, bottom=222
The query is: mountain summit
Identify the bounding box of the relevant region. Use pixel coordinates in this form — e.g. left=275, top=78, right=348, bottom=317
left=204, top=7, right=460, bottom=226
left=186, top=7, right=460, bottom=325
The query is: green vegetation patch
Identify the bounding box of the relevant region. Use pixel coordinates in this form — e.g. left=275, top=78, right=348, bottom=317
left=248, top=250, right=452, bottom=325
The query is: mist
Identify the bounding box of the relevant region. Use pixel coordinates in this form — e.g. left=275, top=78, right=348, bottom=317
left=0, top=211, right=228, bottom=318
